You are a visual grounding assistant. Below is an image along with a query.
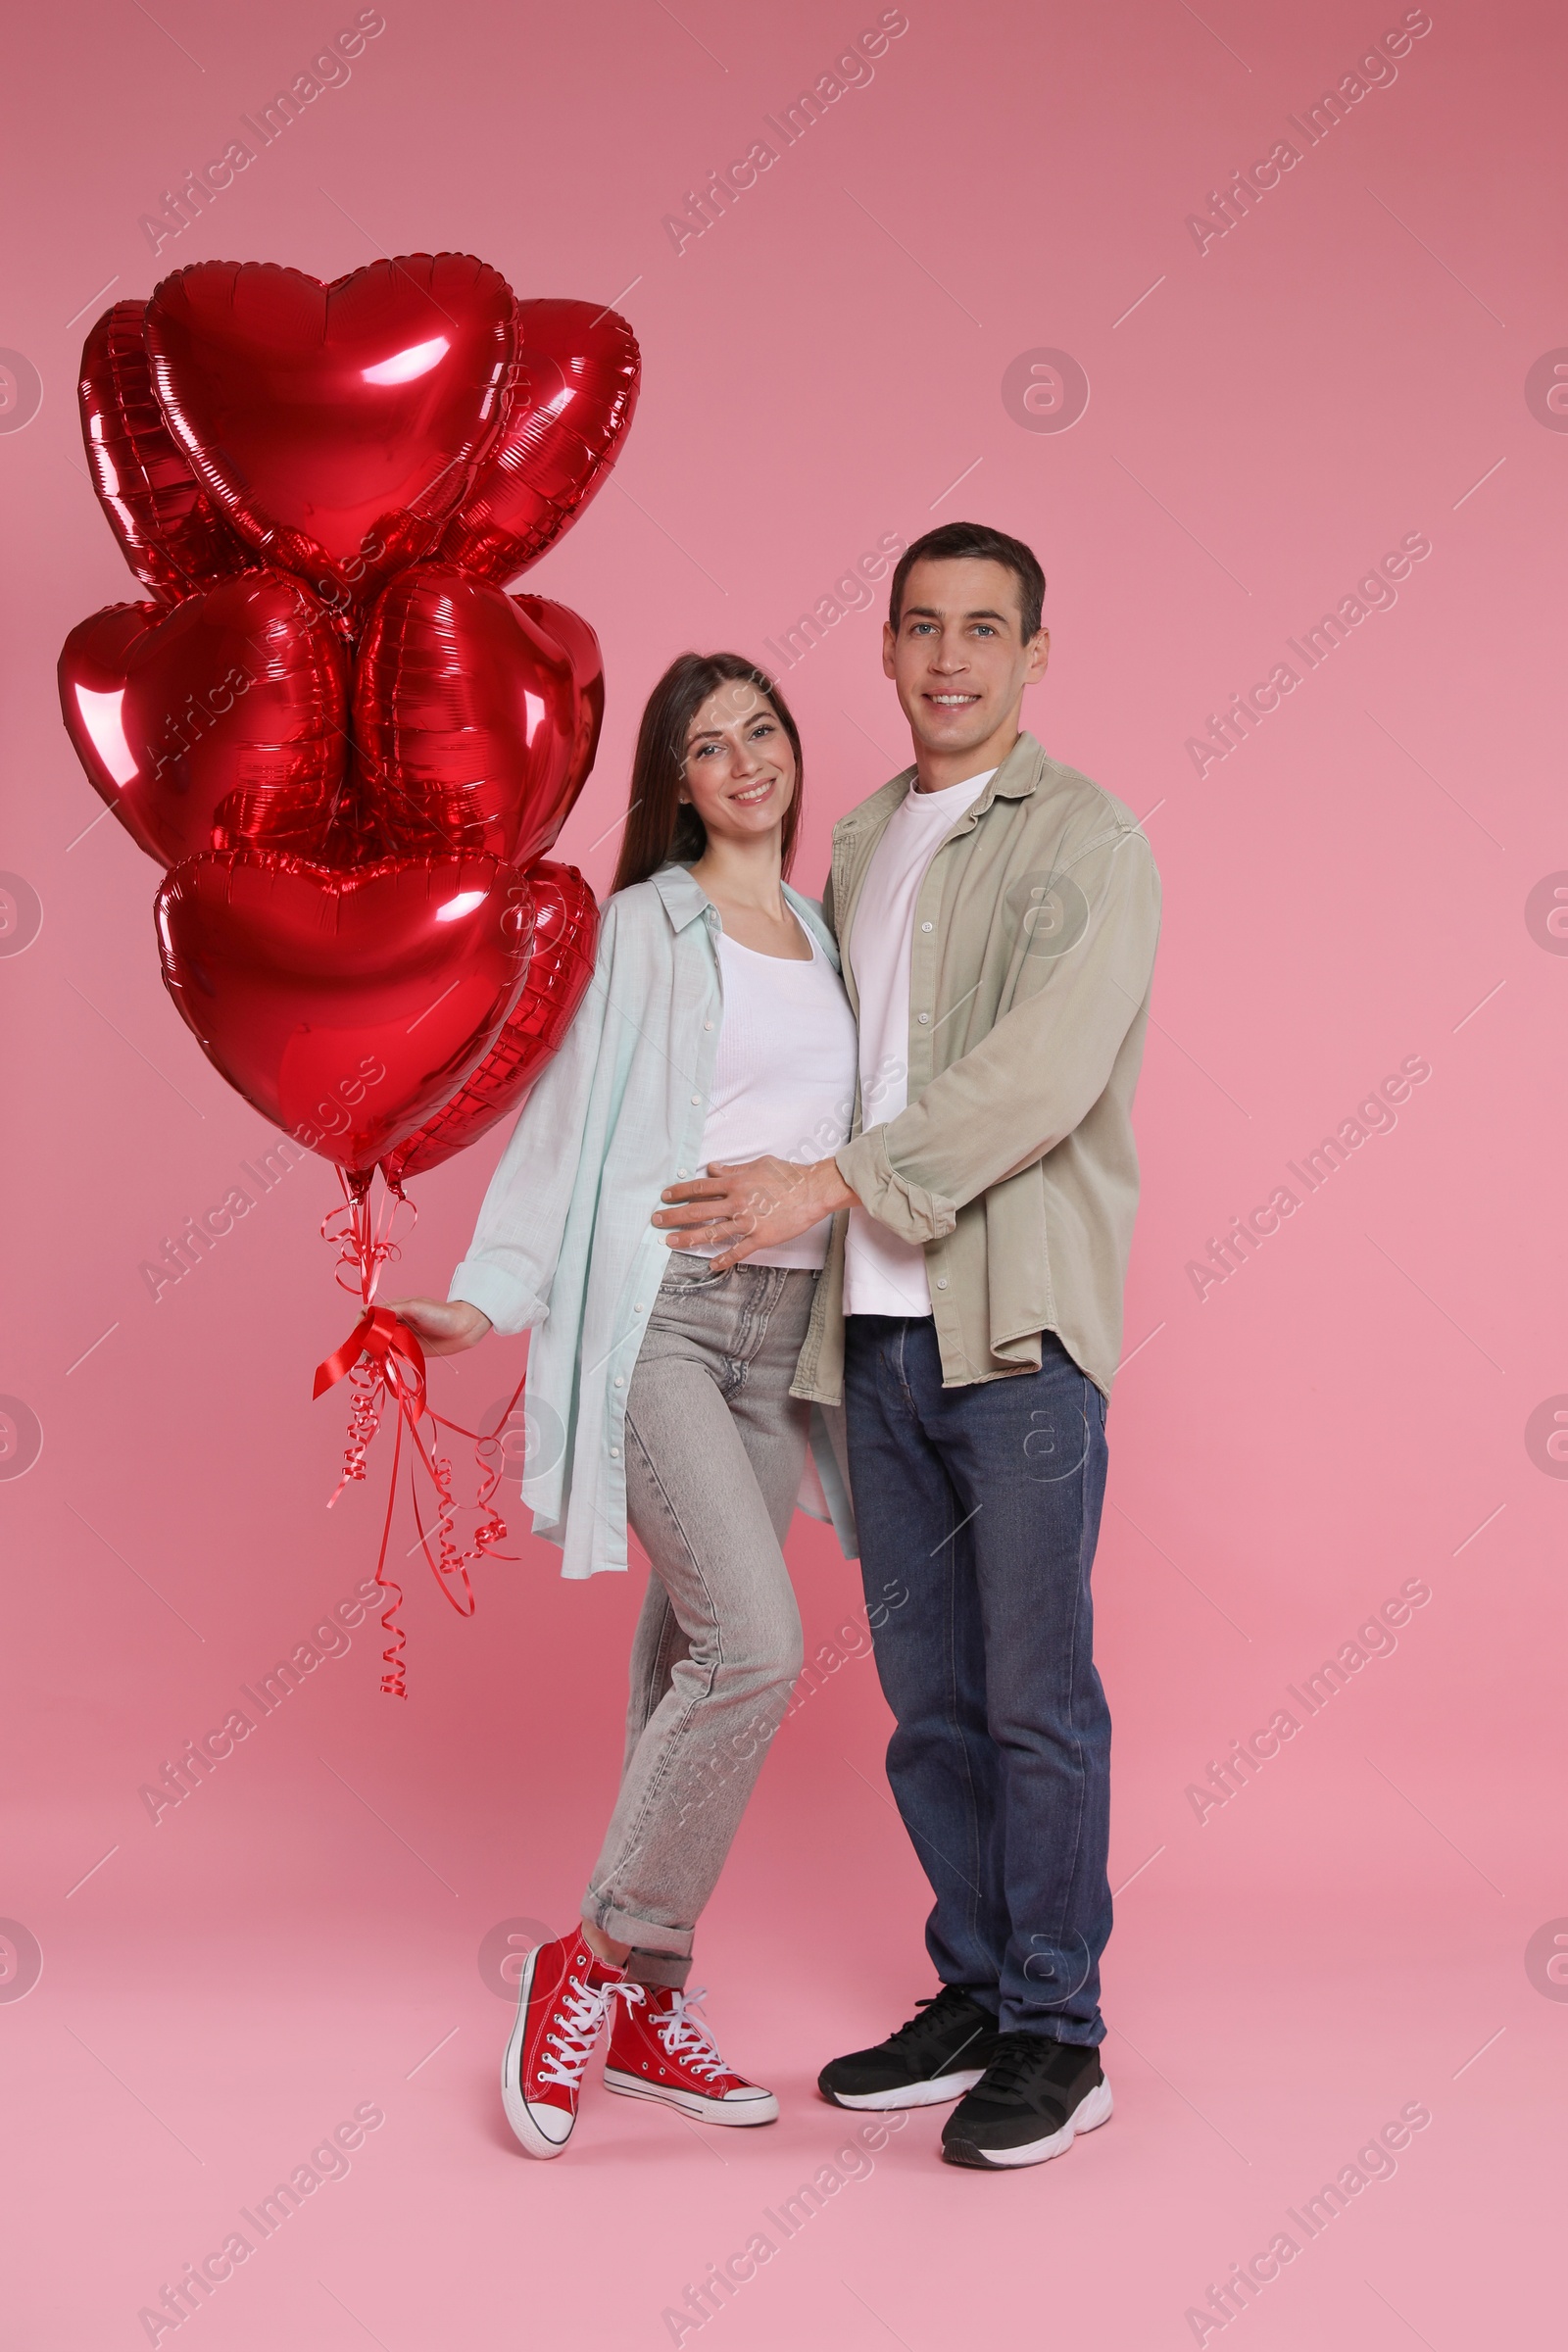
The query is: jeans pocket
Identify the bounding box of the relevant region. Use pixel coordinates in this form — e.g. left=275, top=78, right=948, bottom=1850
left=661, top=1255, right=730, bottom=1296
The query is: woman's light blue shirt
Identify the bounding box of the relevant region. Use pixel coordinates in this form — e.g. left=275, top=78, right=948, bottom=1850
left=448, top=862, right=858, bottom=1580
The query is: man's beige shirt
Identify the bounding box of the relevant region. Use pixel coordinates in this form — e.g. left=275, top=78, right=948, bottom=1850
left=791, top=730, right=1160, bottom=1404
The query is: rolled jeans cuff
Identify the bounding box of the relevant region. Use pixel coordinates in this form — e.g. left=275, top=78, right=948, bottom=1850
left=624, top=1945, right=693, bottom=1992
left=581, top=1889, right=695, bottom=1973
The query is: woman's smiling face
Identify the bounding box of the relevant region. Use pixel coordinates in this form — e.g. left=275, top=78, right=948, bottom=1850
left=678, top=678, right=797, bottom=849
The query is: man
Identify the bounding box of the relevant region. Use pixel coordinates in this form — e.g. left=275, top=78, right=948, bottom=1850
left=654, top=518, right=1160, bottom=2171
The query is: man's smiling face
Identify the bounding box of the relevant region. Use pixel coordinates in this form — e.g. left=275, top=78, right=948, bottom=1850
left=883, top=555, right=1049, bottom=770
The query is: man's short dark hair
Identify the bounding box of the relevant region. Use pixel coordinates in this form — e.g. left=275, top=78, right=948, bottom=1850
left=888, top=521, right=1046, bottom=642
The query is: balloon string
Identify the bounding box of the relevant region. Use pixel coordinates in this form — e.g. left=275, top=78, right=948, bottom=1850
left=320, top=1164, right=415, bottom=1310
left=315, top=1168, right=526, bottom=1694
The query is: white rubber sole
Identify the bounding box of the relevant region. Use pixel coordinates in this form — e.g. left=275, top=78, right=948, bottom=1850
left=500, top=1943, right=576, bottom=2160
left=946, top=2075, right=1114, bottom=2168
left=604, top=2067, right=779, bottom=2126
left=821, top=2068, right=987, bottom=2112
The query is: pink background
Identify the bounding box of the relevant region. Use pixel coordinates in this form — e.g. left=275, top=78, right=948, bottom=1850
left=2, top=0, right=1564, bottom=2344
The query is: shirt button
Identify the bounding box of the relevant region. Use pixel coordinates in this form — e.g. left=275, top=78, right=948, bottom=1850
left=677, top=1167, right=688, bottom=1178
left=614, top=1376, right=624, bottom=1388
left=917, top=1011, right=931, bottom=1024
left=936, top=1277, right=949, bottom=1290
left=704, top=1021, right=713, bottom=1031
left=691, top=1095, right=701, bottom=1104
left=633, top=1302, right=645, bottom=1313
left=921, top=920, right=934, bottom=932
left=610, top=1446, right=620, bottom=1458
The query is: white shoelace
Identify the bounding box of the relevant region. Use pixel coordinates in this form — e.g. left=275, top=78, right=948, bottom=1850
left=538, top=1973, right=644, bottom=2090
left=653, top=1988, right=732, bottom=2082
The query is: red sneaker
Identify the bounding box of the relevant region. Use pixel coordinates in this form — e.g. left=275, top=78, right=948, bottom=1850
left=604, top=1985, right=779, bottom=2126
left=501, top=1932, right=634, bottom=2159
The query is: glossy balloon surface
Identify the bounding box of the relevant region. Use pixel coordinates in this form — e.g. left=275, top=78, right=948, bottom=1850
left=156, top=852, right=534, bottom=1171
left=60, top=569, right=351, bottom=867
left=354, top=567, right=597, bottom=866
left=382, top=860, right=598, bottom=1183
left=513, top=593, right=606, bottom=813
left=145, top=256, right=516, bottom=607
left=436, top=299, right=639, bottom=583
left=78, top=300, right=253, bottom=603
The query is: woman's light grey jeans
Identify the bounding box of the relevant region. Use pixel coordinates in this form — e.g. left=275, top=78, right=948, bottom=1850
left=582, top=1251, right=815, bottom=1988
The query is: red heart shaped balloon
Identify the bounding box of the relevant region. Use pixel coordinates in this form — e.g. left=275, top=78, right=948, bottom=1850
left=78, top=301, right=253, bottom=604
left=436, top=299, right=639, bottom=583
left=354, top=566, right=599, bottom=866
left=514, top=593, right=606, bottom=810
left=60, top=570, right=351, bottom=867
left=145, top=255, right=516, bottom=607
left=156, top=852, right=534, bottom=1172
left=381, top=859, right=599, bottom=1185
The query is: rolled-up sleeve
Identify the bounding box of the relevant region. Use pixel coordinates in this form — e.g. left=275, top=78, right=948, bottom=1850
left=835, top=828, right=1160, bottom=1243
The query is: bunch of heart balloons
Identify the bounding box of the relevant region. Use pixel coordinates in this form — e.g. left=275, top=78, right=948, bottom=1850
left=61, top=251, right=637, bottom=1189
left=59, top=253, right=639, bottom=1691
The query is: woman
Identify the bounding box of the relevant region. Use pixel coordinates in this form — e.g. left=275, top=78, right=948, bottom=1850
left=391, top=653, right=858, bottom=2159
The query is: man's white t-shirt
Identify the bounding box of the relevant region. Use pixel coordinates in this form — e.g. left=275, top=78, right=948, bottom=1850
left=842, top=769, right=996, bottom=1317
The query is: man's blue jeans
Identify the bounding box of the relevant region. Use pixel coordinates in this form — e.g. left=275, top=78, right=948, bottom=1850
left=844, top=1315, right=1112, bottom=2044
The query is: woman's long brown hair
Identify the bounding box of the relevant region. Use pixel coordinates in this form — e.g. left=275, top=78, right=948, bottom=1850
left=611, top=652, right=804, bottom=895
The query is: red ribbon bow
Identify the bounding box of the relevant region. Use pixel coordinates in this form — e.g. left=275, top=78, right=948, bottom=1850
left=313, top=1304, right=427, bottom=1410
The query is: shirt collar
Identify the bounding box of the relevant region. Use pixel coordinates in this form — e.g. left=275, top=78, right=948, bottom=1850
left=648, top=863, right=713, bottom=932
left=647, top=865, right=840, bottom=968
left=989, top=731, right=1045, bottom=799
left=837, top=731, right=1045, bottom=833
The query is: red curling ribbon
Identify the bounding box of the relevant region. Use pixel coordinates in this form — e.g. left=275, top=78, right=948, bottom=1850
left=313, top=1166, right=523, bottom=1698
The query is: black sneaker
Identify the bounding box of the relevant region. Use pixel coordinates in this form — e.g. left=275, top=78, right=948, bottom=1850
left=941, top=2033, right=1112, bottom=2168
left=817, top=1985, right=999, bottom=2111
